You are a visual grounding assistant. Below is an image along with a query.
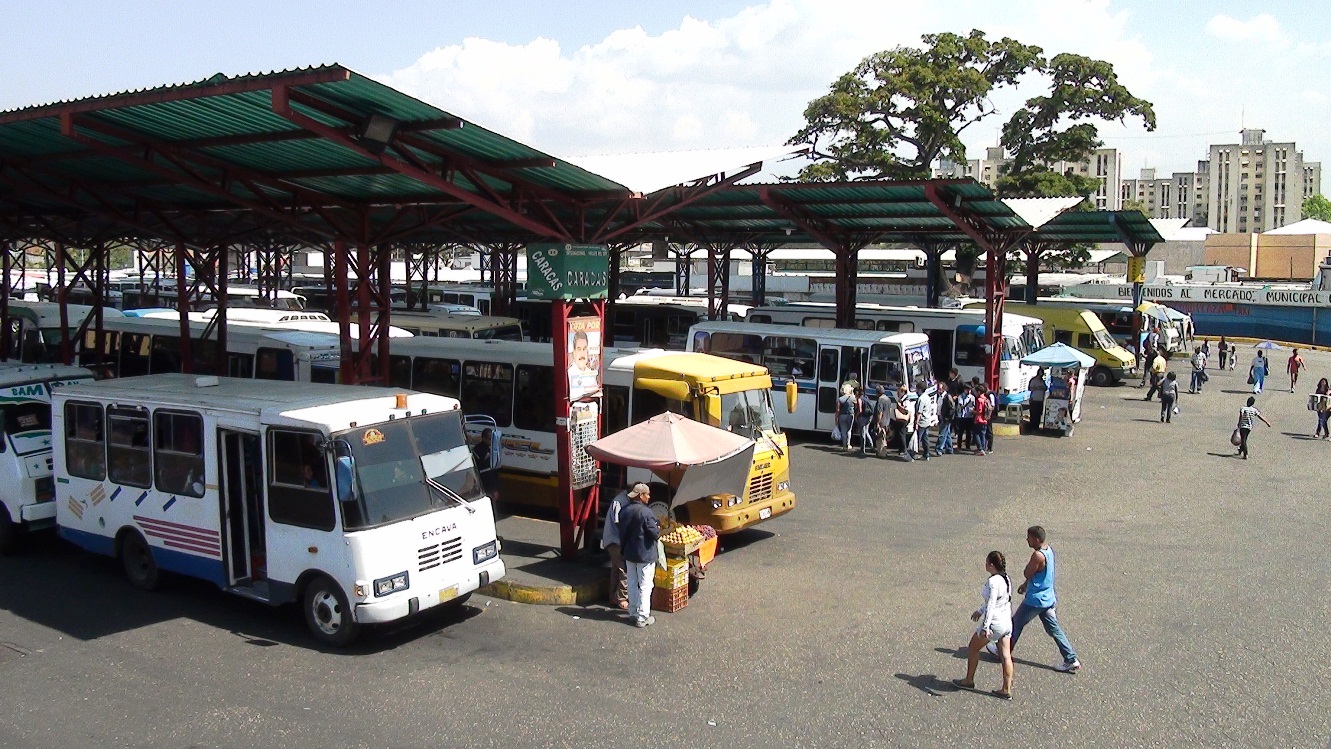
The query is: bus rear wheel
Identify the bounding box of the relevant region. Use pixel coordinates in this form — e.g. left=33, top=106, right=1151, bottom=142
left=0, top=513, right=17, bottom=556
left=120, top=531, right=162, bottom=591
left=303, top=575, right=360, bottom=647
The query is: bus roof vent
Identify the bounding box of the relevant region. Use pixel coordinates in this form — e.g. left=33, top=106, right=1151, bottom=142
left=194, top=376, right=220, bottom=388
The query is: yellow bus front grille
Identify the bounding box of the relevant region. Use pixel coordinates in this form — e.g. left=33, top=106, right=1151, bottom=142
left=748, top=472, right=773, bottom=503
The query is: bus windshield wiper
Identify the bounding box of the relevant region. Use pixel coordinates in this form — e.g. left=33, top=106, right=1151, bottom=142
left=425, top=476, right=476, bottom=514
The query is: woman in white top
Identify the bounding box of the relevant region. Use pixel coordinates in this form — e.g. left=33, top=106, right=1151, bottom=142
left=954, top=551, right=1015, bottom=699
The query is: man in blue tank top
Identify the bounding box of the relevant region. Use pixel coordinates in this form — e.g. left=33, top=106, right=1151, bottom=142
left=1009, top=525, right=1081, bottom=672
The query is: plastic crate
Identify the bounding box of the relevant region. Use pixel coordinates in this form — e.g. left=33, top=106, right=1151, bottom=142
left=650, top=584, right=688, bottom=613
left=654, top=562, right=689, bottom=591
left=697, top=536, right=717, bottom=568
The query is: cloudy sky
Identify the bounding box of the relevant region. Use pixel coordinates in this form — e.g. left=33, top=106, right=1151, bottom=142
left=5, top=0, right=1329, bottom=187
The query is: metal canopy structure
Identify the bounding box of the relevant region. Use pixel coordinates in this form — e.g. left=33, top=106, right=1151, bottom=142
left=0, top=64, right=771, bottom=383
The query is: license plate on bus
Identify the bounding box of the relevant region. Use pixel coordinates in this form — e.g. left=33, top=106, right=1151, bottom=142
left=439, top=585, right=458, bottom=603
left=759, top=507, right=772, bottom=520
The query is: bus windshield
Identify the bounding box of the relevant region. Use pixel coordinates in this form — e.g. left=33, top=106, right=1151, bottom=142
left=337, top=410, right=483, bottom=530
left=1092, top=328, right=1118, bottom=351
left=2, top=400, right=52, bottom=455
left=721, top=388, right=780, bottom=435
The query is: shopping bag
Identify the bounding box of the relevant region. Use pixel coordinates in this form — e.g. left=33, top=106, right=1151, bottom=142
left=655, top=540, right=667, bottom=571
left=1173, top=405, right=1180, bottom=414
left=1229, top=429, right=1241, bottom=446
left=1200, top=370, right=1209, bottom=383
left=1246, top=370, right=1256, bottom=385
left=830, top=424, right=843, bottom=442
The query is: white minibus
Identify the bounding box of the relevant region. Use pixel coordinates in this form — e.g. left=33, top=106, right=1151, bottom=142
left=53, top=374, right=503, bottom=645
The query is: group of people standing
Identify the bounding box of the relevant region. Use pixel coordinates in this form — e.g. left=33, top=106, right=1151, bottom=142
left=953, top=525, right=1081, bottom=700
left=833, top=369, right=996, bottom=460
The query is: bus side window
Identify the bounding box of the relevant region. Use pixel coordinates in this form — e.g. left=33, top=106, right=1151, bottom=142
left=604, top=384, right=629, bottom=433
left=763, top=336, right=817, bottom=380
left=513, top=365, right=555, bottom=431
left=256, top=348, right=295, bottom=381
left=388, top=355, right=412, bottom=389
left=191, top=338, right=219, bottom=375
left=107, top=406, right=152, bottom=489
left=1077, top=333, right=1096, bottom=349
left=121, top=333, right=152, bottom=377
left=691, top=331, right=710, bottom=353
left=154, top=410, right=205, bottom=498
left=631, top=387, right=692, bottom=424
left=955, top=329, right=985, bottom=366
left=868, top=344, right=903, bottom=390
left=748, top=314, right=772, bottom=324
left=1054, top=329, right=1074, bottom=345
left=150, top=335, right=184, bottom=374
left=412, top=356, right=460, bottom=397
left=64, top=402, right=106, bottom=481
left=267, top=430, right=334, bottom=531
left=818, top=348, right=839, bottom=382
left=461, top=361, right=514, bottom=427
left=228, top=352, right=254, bottom=378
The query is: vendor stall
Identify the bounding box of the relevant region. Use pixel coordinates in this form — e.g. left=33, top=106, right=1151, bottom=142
left=1021, top=343, right=1097, bottom=436
left=585, top=412, right=754, bottom=611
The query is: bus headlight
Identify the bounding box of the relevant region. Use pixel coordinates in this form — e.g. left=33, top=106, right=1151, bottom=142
left=711, top=499, right=723, bottom=509
left=777, top=481, right=790, bottom=493
left=373, top=571, right=410, bottom=597
left=472, top=541, right=498, bottom=565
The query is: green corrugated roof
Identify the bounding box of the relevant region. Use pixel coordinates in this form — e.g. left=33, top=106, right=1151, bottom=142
left=1032, top=210, right=1163, bottom=247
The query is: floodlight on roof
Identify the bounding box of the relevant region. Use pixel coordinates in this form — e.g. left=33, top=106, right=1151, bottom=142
left=358, top=113, right=399, bottom=155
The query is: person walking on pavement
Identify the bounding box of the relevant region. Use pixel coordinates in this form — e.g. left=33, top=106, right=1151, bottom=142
left=1028, top=367, right=1047, bottom=433
left=956, top=384, right=976, bottom=452
left=1287, top=348, right=1306, bottom=392
left=1235, top=396, right=1271, bottom=460
left=1160, top=372, right=1180, bottom=423
left=1313, top=378, right=1331, bottom=439
left=872, top=384, right=892, bottom=456
left=1144, top=351, right=1167, bottom=401
left=913, top=380, right=936, bottom=462
left=1249, top=350, right=1268, bottom=394
left=953, top=550, right=1015, bottom=699
left=835, top=385, right=858, bottom=450
left=972, top=385, right=991, bottom=455
left=934, top=385, right=956, bottom=455
left=945, top=367, right=963, bottom=397
left=1189, top=346, right=1207, bottom=394
left=600, top=484, right=637, bottom=610
left=1002, top=525, right=1081, bottom=673
left=1217, top=336, right=1228, bottom=370
left=893, top=384, right=917, bottom=461
left=617, top=482, right=660, bottom=628
left=856, top=386, right=876, bottom=452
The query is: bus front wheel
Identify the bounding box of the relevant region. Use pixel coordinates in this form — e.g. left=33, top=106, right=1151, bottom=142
left=1089, top=366, right=1113, bottom=387
left=0, top=512, right=16, bottom=556
left=303, top=575, right=360, bottom=647
left=119, top=530, right=162, bottom=591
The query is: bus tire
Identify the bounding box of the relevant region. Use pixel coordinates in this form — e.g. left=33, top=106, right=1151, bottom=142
left=0, top=512, right=16, bottom=556
left=1089, top=366, right=1113, bottom=387
left=119, top=530, right=162, bottom=591
left=302, top=575, right=360, bottom=647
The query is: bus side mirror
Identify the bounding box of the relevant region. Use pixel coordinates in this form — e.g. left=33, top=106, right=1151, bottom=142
left=785, top=379, right=798, bottom=414
left=336, top=456, right=356, bottom=503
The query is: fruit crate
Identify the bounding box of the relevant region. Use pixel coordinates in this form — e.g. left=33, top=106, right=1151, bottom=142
left=661, top=537, right=702, bottom=557
left=697, top=536, right=717, bottom=568
left=650, top=583, right=688, bottom=613
left=654, top=558, right=689, bottom=590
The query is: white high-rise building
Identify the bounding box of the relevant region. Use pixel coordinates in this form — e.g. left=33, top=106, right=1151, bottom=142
left=1207, top=128, right=1321, bottom=233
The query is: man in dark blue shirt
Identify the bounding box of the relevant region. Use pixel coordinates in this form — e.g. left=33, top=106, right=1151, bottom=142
left=617, top=482, right=661, bottom=627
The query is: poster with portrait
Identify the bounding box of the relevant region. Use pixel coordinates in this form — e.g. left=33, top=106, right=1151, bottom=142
left=566, top=316, right=602, bottom=401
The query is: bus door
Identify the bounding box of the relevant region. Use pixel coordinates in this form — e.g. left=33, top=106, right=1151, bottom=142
left=218, top=428, right=266, bottom=588
left=815, top=346, right=840, bottom=430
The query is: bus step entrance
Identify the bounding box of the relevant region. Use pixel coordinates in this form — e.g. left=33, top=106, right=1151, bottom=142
left=228, top=580, right=271, bottom=603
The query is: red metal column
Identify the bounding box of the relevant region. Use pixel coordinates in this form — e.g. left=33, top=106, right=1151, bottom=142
left=376, top=243, right=392, bottom=384
left=983, top=244, right=1008, bottom=392
left=57, top=243, right=70, bottom=366
left=334, top=238, right=354, bottom=385
left=216, top=245, right=228, bottom=374
left=491, top=244, right=518, bottom=317
left=552, top=299, right=573, bottom=555
left=355, top=241, right=372, bottom=384
left=706, top=246, right=732, bottom=320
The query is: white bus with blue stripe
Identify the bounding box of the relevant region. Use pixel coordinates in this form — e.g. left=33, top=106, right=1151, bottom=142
left=0, top=363, right=96, bottom=553
left=52, top=374, right=503, bottom=646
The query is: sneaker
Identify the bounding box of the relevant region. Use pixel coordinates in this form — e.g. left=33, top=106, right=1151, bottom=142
left=633, top=617, right=649, bottom=628
left=1056, top=659, right=1081, bottom=673
left=643, top=615, right=656, bottom=627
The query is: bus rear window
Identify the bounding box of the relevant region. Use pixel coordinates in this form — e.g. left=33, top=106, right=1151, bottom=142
left=461, top=361, right=513, bottom=427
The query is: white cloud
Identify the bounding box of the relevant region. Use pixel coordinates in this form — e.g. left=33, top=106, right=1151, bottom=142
left=1205, top=13, right=1285, bottom=45
left=376, top=1, right=1326, bottom=191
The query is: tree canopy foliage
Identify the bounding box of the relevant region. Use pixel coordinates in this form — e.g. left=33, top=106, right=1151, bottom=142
left=789, top=30, right=1156, bottom=202
left=1301, top=194, right=1331, bottom=222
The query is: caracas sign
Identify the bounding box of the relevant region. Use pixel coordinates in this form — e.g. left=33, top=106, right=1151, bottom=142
left=526, top=244, right=610, bottom=300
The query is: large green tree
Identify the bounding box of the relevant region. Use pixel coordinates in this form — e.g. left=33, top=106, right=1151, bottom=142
left=1302, top=194, right=1331, bottom=221
left=787, top=30, right=1042, bottom=181
left=996, top=53, right=1156, bottom=198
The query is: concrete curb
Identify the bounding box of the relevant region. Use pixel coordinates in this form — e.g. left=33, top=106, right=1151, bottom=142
left=479, top=576, right=608, bottom=606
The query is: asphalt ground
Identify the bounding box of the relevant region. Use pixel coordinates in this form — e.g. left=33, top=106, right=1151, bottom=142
left=2, top=351, right=1330, bottom=748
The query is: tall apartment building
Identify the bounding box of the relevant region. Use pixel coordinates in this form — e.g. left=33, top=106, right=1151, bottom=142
left=1208, top=128, right=1321, bottom=233
left=932, top=146, right=1122, bottom=209
left=1122, top=168, right=1175, bottom=217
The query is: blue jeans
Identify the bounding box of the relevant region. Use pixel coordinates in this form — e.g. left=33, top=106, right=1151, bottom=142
left=1190, top=370, right=1203, bottom=392
left=935, top=421, right=953, bottom=454
left=972, top=423, right=989, bottom=452
left=1011, top=601, right=1077, bottom=664
left=914, top=425, right=931, bottom=460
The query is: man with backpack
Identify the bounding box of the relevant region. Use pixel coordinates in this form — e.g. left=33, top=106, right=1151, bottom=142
left=973, top=385, right=992, bottom=455
left=913, top=380, right=936, bottom=461
left=955, top=384, right=977, bottom=453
